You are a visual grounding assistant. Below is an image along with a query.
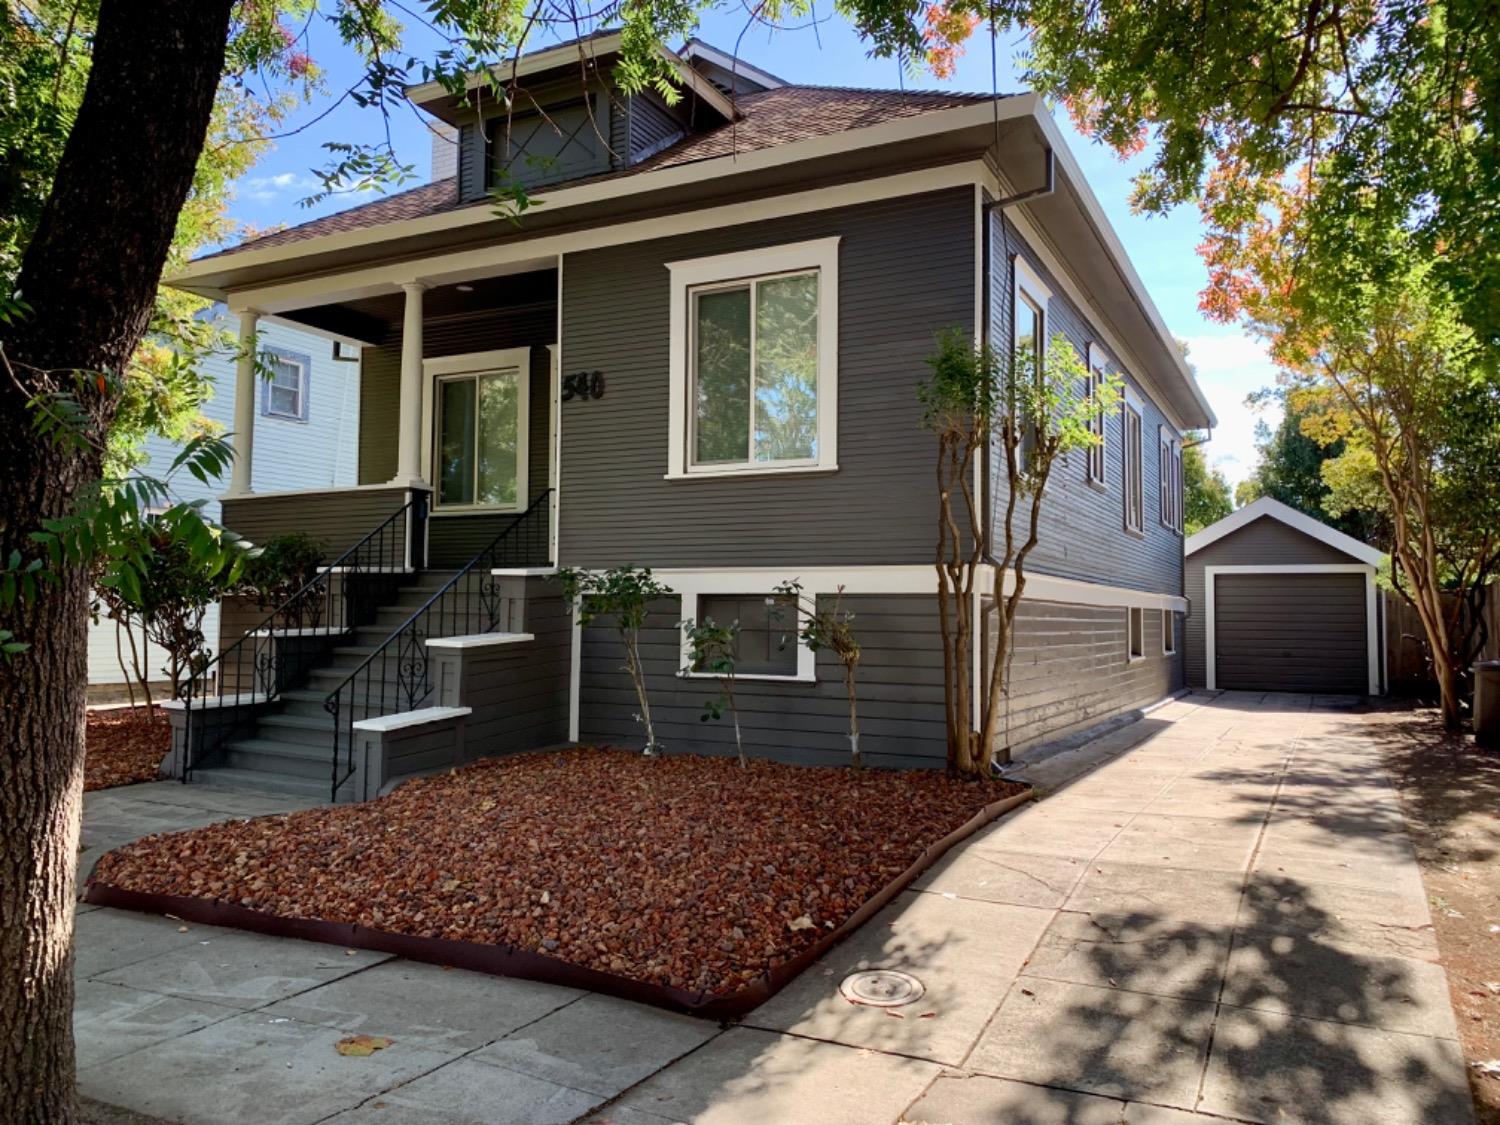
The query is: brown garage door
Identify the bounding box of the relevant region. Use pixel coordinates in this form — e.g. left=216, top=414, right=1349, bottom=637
left=1214, top=572, right=1367, bottom=693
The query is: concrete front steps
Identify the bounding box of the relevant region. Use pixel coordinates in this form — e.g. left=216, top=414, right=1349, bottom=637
left=197, top=571, right=457, bottom=799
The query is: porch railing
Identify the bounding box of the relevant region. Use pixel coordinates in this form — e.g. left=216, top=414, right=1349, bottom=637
left=175, top=492, right=427, bottom=783
left=323, top=489, right=553, bottom=802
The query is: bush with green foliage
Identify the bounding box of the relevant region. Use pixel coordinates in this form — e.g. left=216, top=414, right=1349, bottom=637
left=682, top=615, right=746, bottom=767
left=238, top=532, right=326, bottom=615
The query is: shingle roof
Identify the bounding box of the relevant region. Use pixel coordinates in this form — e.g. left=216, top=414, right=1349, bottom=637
left=206, top=85, right=1001, bottom=261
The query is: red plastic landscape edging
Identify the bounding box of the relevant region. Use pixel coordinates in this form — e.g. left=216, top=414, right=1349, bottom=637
left=84, top=786, right=1033, bottom=1020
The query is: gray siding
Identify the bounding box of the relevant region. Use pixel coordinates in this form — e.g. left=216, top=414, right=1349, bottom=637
left=628, top=92, right=684, bottom=160
left=579, top=594, right=947, bottom=768
left=986, top=213, right=1185, bottom=596
left=221, top=486, right=413, bottom=560
left=987, top=598, right=1181, bottom=756
left=559, top=187, right=976, bottom=567
left=1184, top=515, right=1358, bottom=686
left=1213, top=572, right=1367, bottom=693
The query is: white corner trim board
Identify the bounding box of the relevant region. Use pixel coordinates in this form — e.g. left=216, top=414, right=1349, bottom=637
left=1186, top=495, right=1385, bottom=567
left=1202, top=563, right=1380, bottom=696
left=425, top=632, right=535, bottom=650
left=352, top=706, right=472, bottom=733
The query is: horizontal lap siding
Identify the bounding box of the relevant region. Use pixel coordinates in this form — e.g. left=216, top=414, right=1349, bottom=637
left=1184, top=516, right=1360, bottom=687
left=988, top=215, right=1185, bottom=596
left=454, top=587, right=572, bottom=756
left=559, top=187, right=975, bottom=567
left=1214, top=573, right=1366, bottom=693
left=988, top=598, right=1180, bottom=755
left=578, top=594, right=947, bottom=768
left=221, top=488, right=411, bottom=560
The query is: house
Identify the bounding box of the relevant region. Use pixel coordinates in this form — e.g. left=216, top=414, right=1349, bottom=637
left=87, top=310, right=361, bottom=701
left=160, top=33, right=1215, bottom=800
left=1185, top=496, right=1385, bottom=695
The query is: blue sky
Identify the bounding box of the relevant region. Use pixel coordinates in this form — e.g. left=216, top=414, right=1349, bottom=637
left=227, top=12, right=1276, bottom=487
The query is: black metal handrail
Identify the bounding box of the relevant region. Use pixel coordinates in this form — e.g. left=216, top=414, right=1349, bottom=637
left=176, top=490, right=428, bottom=783
left=323, top=488, right=552, bottom=801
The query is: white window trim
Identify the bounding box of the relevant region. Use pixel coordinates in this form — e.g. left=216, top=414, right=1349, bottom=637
left=1161, top=608, right=1176, bottom=655
left=677, top=586, right=815, bottom=683
left=263, top=353, right=307, bottom=420
left=421, top=346, right=532, bottom=515
left=1202, top=564, right=1380, bottom=695
left=1122, top=385, right=1144, bottom=537
left=665, top=237, right=840, bottom=480
left=1126, top=605, right=1145, bottom=662
left=1085, top=342, right=1110, bottom=489
left=1158, top=425, right=1185, bottom=533
left=1013, top=255, right=1053, bottom=308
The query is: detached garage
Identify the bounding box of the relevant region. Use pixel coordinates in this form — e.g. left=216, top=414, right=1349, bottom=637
left=1185, top=497, right=1384, bottom=696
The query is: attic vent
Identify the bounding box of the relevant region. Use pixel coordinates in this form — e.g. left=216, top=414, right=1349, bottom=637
left=839, top=969, right=925, bottom=1008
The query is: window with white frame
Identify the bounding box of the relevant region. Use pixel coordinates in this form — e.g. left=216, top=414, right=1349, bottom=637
left=1159, top=427, right=1184, bottom=532
left=1085, top=343, right=1108, bottom=487
left=695, top=593, right=800, bottom=677
left=1122, top=396, right=1144, bottom=534
left=1127, top=606, right=1144, bottom=660
left=1162, top=608, right=1176, bottom=655
left=433, top=362, right=528, bottom=510
left=666, top=239, right=839, bottom=478
left=1012, top=257, right=1051, bottom=469
left=261, top=349, right=309, bottom=420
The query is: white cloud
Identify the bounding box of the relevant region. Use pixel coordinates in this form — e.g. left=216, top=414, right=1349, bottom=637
left=1178, top=330, right=1282, bottom=490
left=242, top=171, right=319, bottom=203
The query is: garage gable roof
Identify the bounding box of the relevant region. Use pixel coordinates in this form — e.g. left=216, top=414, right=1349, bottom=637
left=1186, top=497, right=1384, bottom=567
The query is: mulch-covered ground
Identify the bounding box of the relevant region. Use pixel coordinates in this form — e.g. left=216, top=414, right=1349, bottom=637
left=85, top=709, right=171, bottom=792
left=89, top=749, right=1025, bottom=996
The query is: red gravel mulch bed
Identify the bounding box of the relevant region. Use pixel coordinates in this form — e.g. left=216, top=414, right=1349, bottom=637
left=88, top=749, right=1027, bottom=1009
left=85, top=709, right=171, bottom=792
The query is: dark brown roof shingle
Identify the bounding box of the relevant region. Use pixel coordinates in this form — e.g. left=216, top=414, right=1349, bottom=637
left=205, top=85, right=1000, bottom=261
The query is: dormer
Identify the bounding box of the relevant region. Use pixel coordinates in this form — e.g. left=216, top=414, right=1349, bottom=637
left=406, top=32, right=739, bottom=204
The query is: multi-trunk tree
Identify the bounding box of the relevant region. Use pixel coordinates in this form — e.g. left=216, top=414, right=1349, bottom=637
left=921, top=328, right=1117, bottom=777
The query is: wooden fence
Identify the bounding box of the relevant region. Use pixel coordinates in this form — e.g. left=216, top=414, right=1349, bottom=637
left=1384, top=585, right=1500, bottom=695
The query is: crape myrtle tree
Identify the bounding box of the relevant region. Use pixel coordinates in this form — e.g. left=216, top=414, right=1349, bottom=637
left=772, top=580, right=862, bottom=767
left=921, top=328, right=1118, bottom=777
left=681, top=615, right=748, bottom=767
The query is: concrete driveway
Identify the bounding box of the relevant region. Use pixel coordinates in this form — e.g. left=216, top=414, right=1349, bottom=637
left=75, top=692, right=1474, bottom=1125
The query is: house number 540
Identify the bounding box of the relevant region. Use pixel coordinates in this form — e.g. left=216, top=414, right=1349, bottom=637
left=562, top=371, right=605, bottom=401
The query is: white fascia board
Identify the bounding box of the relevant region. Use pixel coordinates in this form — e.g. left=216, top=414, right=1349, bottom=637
left=677, top=40, right=786, bottom=89
left=657, top=46, right=738, bottom=121
left=168, top=97, right=1037, bottom=293
left=1185, top=496, right=1385, bottom=566
left=1029, top=108, right=1217, bottom=431
left=405, top=33, right=625, bottom=105
left=353, top=705, right=472, bottom=732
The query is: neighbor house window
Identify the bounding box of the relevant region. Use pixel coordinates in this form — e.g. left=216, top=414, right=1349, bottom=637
left=1162, top=609, right=1176, bottom=655
left=429, top=354, right=530, bottom=510
left=1123, top=397, right=1144, bottom=534
left=695, top=594, right=800, bottom=677
left=667, top=239, right=839, bottom=478
left=1085, top=344, right=1108, bottom=487
left=1128, top=606, right=1144, bottom=660
left=261, top=349, right=309, bottom=421
left=1159, top=427, right=1184, bottom=533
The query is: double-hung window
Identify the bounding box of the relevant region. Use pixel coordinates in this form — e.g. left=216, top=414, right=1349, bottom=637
left=1012, top=258, right=1052, bottom=469
left=261, top=348, right=310, bottom=421
left=1122, top=393, right=1144, bottom=535
left=425, top=349, right=531, bottom=511
left=667, top=239, right=839, bottom=478
left=1159, top=427, right=1184, bottom=533
left=1085, top=344, right=1108, bottom=487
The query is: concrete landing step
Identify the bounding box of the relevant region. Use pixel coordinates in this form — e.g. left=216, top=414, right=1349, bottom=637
left=189, top=766, right=329, bottom=800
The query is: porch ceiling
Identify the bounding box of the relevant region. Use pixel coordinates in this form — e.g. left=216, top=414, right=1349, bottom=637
left=279, top=268, right=558, bottom=344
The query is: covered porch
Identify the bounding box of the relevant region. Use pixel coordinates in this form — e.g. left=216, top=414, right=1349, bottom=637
left=222, top=264, right=560, bottom=571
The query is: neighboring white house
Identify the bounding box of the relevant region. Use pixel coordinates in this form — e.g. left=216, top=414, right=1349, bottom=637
left=88, top=310, right=361, bottom=696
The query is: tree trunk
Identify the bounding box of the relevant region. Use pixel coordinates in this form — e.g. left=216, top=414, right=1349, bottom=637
left=0, top=2, right=234, bottom=1119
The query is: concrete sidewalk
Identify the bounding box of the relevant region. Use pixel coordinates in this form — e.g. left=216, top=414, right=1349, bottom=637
left=75, top=693, right=1474, bottom=1125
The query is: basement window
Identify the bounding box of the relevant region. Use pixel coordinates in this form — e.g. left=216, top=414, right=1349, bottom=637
left=1127, top=606, right=1145, bottom=661
left=1162, top=609, right=1176, bottom=655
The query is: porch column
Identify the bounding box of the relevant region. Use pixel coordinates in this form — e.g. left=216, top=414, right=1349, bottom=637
left=393, top=280, right=428, bottom=485
left=227, top=307, right=261, bottom=495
